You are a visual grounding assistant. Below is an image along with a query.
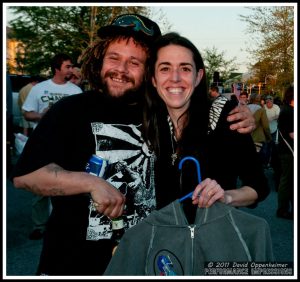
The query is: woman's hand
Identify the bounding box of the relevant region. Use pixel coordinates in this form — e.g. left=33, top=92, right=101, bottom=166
left=191, top=178, right=225, bottom=208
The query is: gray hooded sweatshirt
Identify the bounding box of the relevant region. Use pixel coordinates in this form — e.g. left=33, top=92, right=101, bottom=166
left=104, top=200, right=274, bottom=276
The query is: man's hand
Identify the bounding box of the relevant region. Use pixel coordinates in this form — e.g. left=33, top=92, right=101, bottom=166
left=90, top=179, right=126, bottom=219
left=227, top=104, right=255, bottom=134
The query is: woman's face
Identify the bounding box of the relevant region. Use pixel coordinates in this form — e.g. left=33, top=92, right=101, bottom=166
left=152, top=44, right=203, bottom=115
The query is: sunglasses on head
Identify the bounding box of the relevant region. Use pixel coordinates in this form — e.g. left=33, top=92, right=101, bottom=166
left=112, top=15, right=155, bottom=37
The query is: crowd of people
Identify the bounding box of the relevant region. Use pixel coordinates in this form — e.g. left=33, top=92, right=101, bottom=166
left=237, top=88, right=294, bottom=220
left=7, top=13, right=294, bottom=276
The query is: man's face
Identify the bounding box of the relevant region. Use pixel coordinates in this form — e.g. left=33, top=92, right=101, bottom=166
left=239, top=95, right=248, bottom=105
left=100, top=38, right=147, bottom=98
left=209, top=89, right=218, bottom=99
left=69, top=68, right=82, bottom=86
left=57, top=60, right=74, bottom=81
left=266, top=99, right=273, bottom=108
left=69, top=75, right=81, bottom=86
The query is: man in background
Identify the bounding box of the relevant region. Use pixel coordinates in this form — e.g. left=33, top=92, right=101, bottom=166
left=22, top=53, right=82, bottom=129
left=18, top=75, right=42, bottom=136
left=239, top=91, right=249, bottom=106
left=69, top=65, right=83, bottom=89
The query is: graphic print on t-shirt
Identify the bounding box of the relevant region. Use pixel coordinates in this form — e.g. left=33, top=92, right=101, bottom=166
left=86, top=122, right=156, bottom=241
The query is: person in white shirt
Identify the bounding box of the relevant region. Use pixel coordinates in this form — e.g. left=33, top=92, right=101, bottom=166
left=23, top=53, right=82, bottom=129
left=22, top=53, right=82, bottom=240
left=17, top=76, right=41, bottom=136
left=264, top=95, right=280, bottom=137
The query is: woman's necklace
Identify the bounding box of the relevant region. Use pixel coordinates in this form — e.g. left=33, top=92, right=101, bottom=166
left=167, top=115, right=178, bottom=165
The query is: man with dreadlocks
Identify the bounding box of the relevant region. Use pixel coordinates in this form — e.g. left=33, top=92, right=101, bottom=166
left=12, top=14, right=255, bottom=275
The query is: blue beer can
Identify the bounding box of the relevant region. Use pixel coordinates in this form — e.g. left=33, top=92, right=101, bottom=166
left=86, top=154, right=109, bottom=178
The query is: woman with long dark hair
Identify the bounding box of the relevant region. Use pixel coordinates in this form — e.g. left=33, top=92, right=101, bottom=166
left=143, top=32, right=269, bottom=221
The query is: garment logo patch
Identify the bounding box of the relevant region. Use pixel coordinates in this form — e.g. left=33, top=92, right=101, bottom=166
left=154, top=250, right=183, bottom=276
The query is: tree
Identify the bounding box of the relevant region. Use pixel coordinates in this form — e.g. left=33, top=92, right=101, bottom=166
left=202, top=46, right=238, bottom=86
left=8, top=6, right=150, bottom=75
left=240, top=6, right=294, bottom=93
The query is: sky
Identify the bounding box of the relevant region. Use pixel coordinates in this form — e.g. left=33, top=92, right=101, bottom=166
left=4, top=3, right=296, bottom=73
left=154, top=5, right=255, bottom=73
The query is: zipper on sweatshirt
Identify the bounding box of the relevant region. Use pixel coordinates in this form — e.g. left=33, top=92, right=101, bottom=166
left=188, top=225, right=195, bottom=274
left=189, top=226, right=195, bottom=238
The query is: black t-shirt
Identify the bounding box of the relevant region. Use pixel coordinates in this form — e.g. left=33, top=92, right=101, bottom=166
left=12, top=91, right=156, bottom=275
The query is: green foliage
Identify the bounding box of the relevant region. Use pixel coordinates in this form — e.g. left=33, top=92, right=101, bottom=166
left=8, top=6, right=149, bottom=75
left=202, top=46, right=238, bottom=85
left=240, top=6, right=294, bottom=93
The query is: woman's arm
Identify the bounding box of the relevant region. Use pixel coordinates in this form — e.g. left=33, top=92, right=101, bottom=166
left=191, top=178, right=258, bottom=208
left=221, top=186, right=258, bottom=207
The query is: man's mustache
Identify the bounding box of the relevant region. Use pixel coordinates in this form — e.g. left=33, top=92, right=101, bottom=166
left=105, top=71, right=135, bottom=85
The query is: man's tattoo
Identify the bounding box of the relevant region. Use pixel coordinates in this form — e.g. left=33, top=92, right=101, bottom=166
left=23, top=163, right=70, bottom=195
left=46, top=163, right=65, bottom=177
left=24, top=183, right=66, bottom=196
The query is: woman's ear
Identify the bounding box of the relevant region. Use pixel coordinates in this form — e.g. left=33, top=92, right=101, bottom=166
left=195, top=69, right=204, bottom=87
left=152, top=76, right=157, bottom=88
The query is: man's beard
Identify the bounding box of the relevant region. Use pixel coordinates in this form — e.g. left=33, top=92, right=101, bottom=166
left=100, top=78, right=144, bottom=105
left=65, top=74, right=73, bottom=82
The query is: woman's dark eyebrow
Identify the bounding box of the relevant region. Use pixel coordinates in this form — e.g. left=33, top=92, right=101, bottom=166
left=158, top=62, right=193, bottom=67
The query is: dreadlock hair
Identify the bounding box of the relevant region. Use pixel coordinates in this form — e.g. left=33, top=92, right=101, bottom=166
left=80, top=35, right=151, bottom=92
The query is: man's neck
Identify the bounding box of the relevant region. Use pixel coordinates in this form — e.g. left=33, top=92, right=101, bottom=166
left=52, top=76, right=67, bottom=85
